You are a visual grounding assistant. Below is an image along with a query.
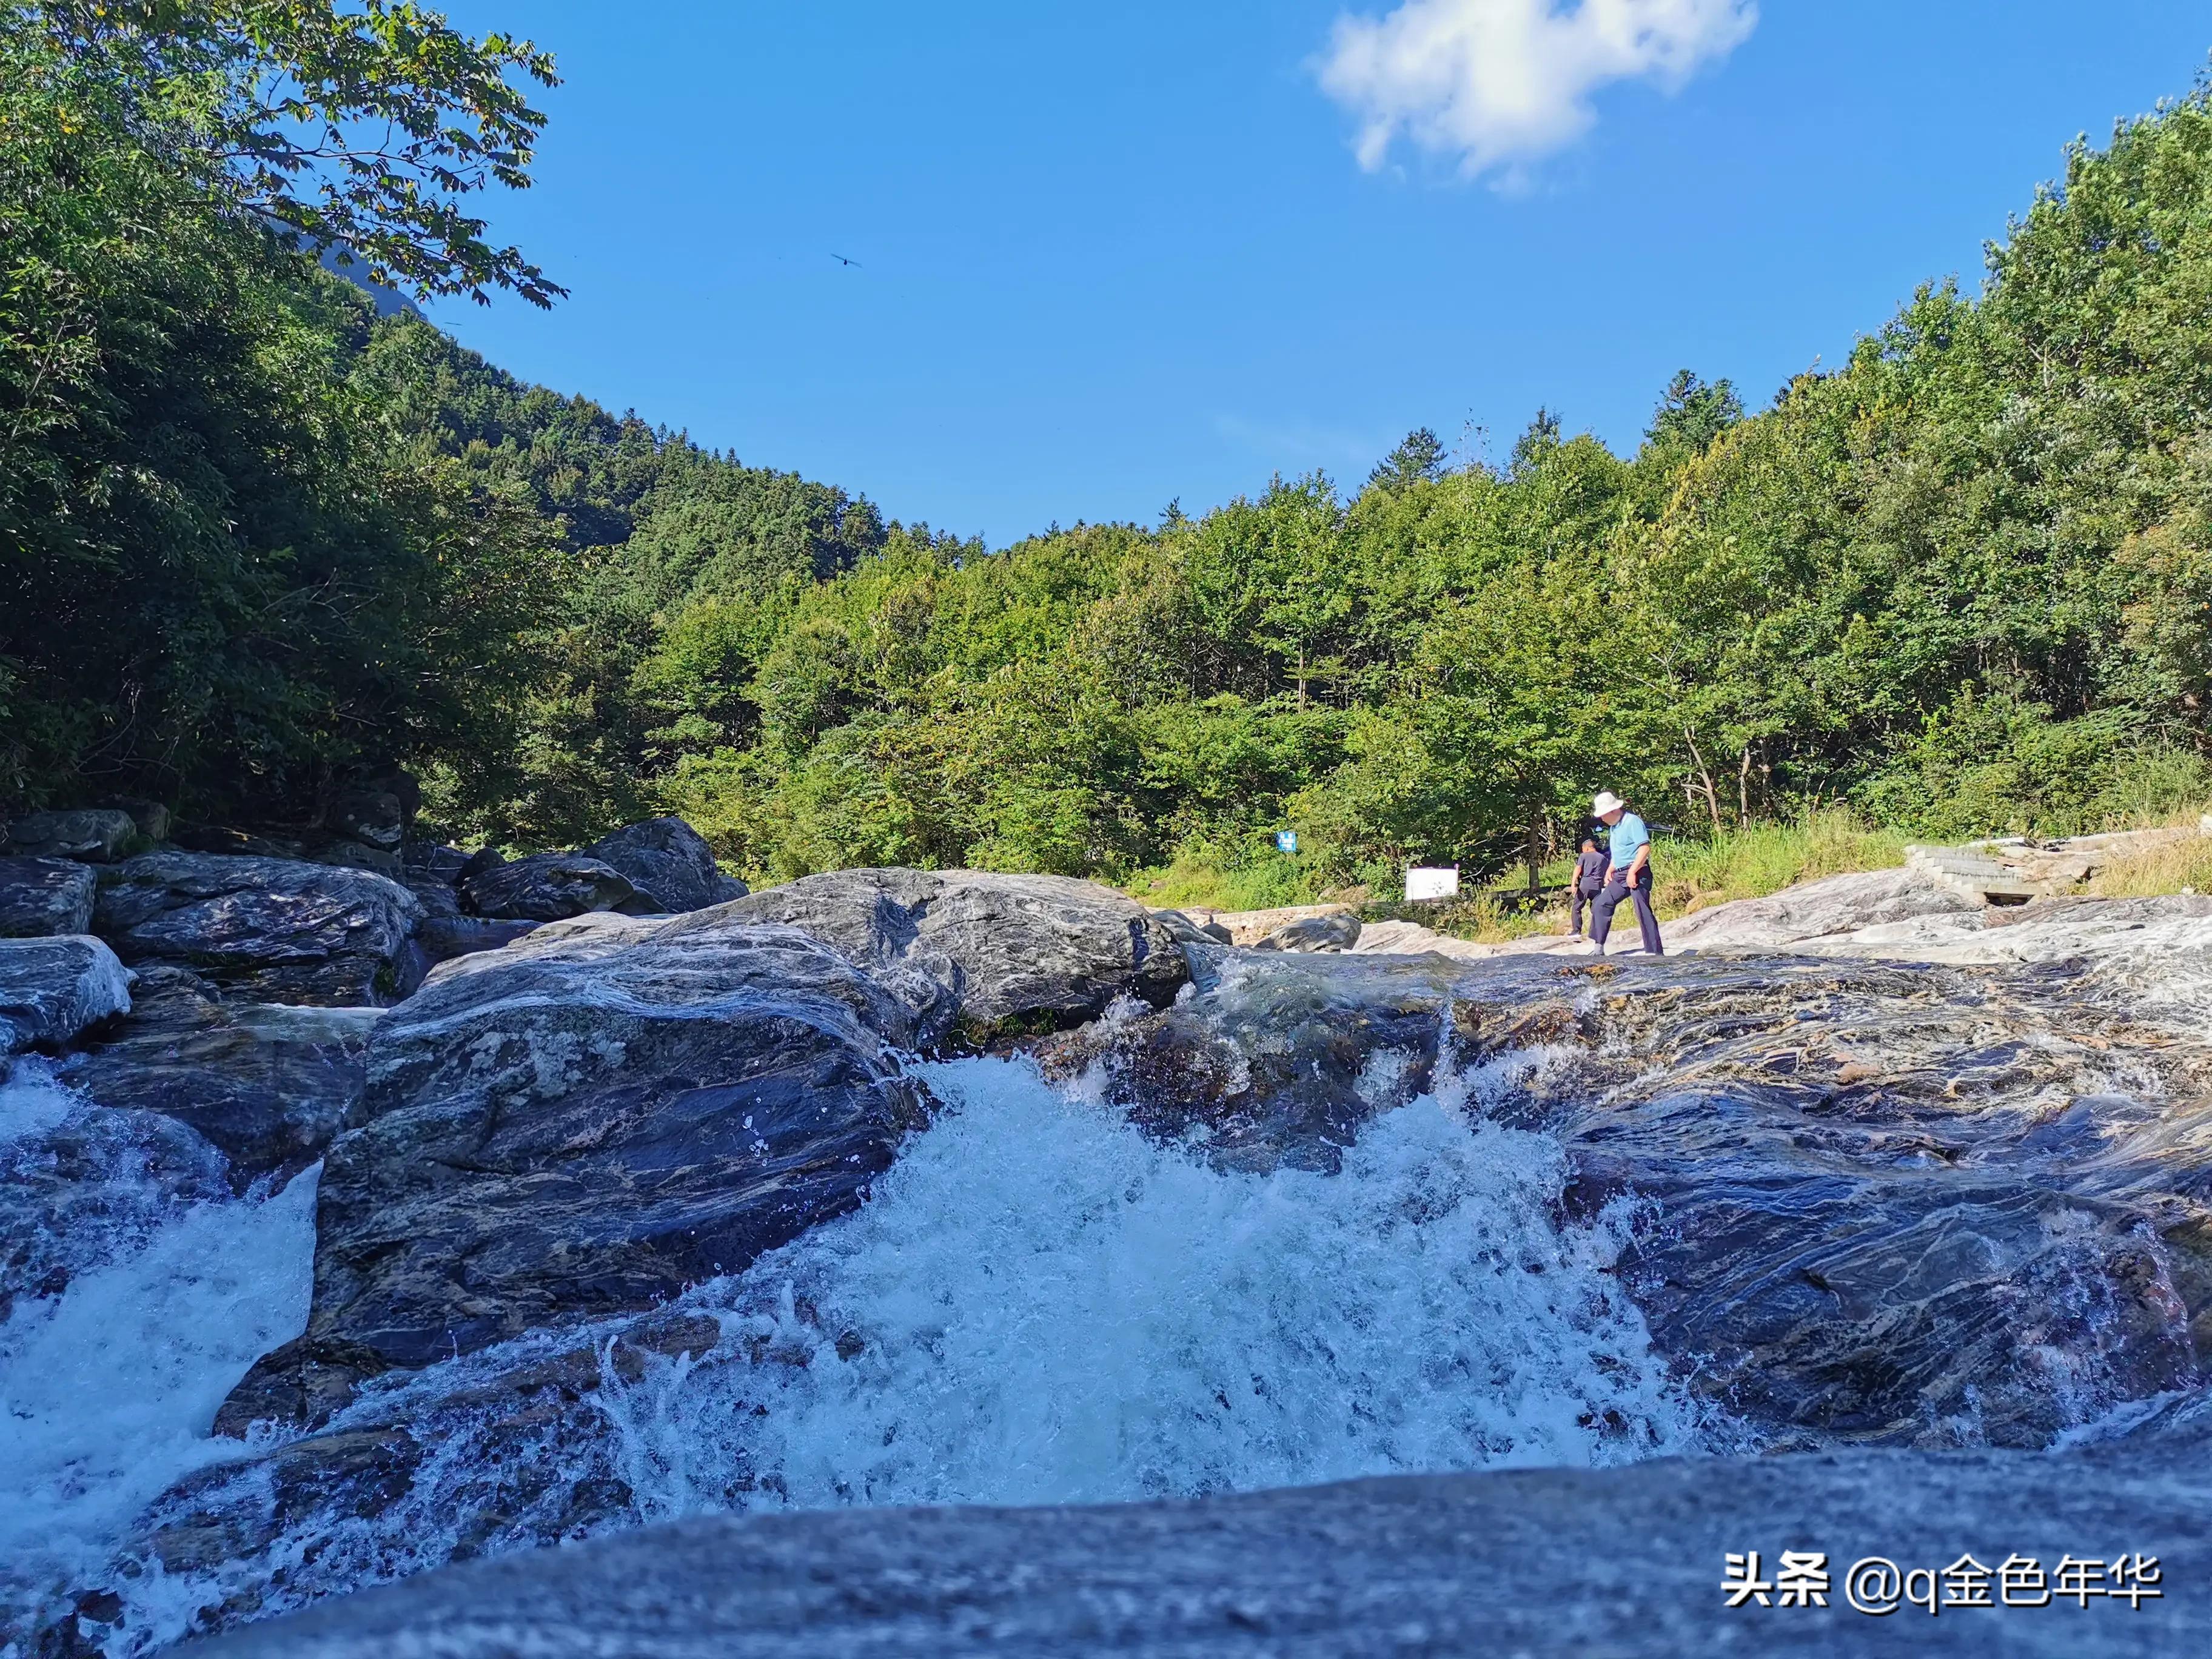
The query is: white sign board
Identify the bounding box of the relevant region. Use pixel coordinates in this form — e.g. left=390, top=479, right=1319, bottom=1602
left=1404, top=866, right=1460, bottom=902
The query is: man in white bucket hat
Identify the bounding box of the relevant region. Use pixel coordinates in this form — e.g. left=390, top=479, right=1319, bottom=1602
left=1589, top=791, right=1663, bottom=956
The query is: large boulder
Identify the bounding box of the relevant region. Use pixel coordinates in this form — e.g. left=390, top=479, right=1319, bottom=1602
left=92, top=852, right=423, bottom=1006
left=458, top=852, right=649, bottom=922
left=1047, top=945, right=2212, bottom=1448
left=3, top=808, right=136, bottom=863
left=1665, top=866, right=1978, bottom=952
left=183, top=1416, right=2212, bottom=1659
left=0, top=934, right=133, bottom=1053
left=0, top=857, right=98, bottom=937
left=721, top=868, right=1187, bottom=1045
left=62, top=966, right=378, bottom=1181
left=583, top=817, right=747, bottom=913
left=216, top=914, right=930, bottom=1435
left=1254, top=913, right=1362, bottom=953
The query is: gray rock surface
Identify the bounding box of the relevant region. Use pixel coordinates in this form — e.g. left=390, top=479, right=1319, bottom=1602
left=3, top=807, right=136, bottom=863
left=1047, top=940, right=2212, bottom=1448
left=722, top=868, right=1186, bottom=1044
left=216, top=914, right=930, bottom=1434
left=92, top=852, right=423, bottom=1005
left=1253, top=912, right=1362, bottom=953
left=187, top=1412, right=2212, bottom=1659
left=0, top=934, right=133, bottom=1053
left=583, top=816, right=747, bottom=913
left=1666, top=866, right=1979, bottom=951
left=0, top=857, right=98, bottom=937
left=62, top=967, right=377, bottom=1181
left=457, top=852, right=649, bottom=921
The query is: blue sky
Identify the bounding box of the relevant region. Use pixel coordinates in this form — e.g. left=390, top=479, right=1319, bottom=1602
left=427, top=1, right=2211, bottom=545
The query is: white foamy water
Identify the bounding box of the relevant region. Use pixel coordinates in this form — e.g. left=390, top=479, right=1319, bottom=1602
left=598, top=1055, right=1695, bottom=1514
left=0, top=1064, right=317, bottom=1650
left=5, top=1051, right=1698, bottom=1654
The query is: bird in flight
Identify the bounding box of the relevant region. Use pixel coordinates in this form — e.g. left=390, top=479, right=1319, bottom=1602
left=830, top=253, right=862, bottom=268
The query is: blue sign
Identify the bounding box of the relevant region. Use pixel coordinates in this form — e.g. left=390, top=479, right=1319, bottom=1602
left=1275, top=830, right=1299, bottom=854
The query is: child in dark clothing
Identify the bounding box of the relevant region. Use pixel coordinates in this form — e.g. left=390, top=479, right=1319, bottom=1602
left=1570, top=839, right=1607, bottom=939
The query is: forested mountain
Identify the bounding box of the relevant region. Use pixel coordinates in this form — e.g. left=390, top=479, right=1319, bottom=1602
left=6, top=1, right=2211, bottom=897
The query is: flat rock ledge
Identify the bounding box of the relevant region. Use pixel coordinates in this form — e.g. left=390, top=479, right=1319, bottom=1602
left=192, top=1416, right=2212, bottom=1658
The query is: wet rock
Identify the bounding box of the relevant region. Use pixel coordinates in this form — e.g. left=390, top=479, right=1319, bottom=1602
left=2, top=808, right=136, bottom=863
left=218, top=916, right=930, bottom=1433
left=582, top=817, right=747, bottom=913
left=61, top=966, right=377, bottom=1182
left=1151, top=908, right=1232, bottom=947
left=458, top=853, right=650, bottom=922
left=0, top=1078, right=230, bottom=1319
left=1666, top=866, right=1978, bottom=951
left=722, top=868, right=1186, bottom=1045
left=92, top=852, right=423, bottom=1007
left=184, top=1404, right=2212, bottom=1659
left=0, top=857, right=98, bottom=938
left=1253, top=913, right=1362, bottom=953
left=0, top=935, right=132, bottom=1053
left=1051, top=946, right=2212, bottom=1448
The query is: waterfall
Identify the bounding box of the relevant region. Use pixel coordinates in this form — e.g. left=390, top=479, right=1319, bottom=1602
left=0, top=1047, right=1697, bottom=1655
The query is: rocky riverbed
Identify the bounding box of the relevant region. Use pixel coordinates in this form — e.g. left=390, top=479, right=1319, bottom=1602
left=2, top=827, right=2209, bottom=1655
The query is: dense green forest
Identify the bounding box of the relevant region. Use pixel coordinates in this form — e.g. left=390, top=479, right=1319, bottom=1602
left=7, top=3, right=2212, bottom=899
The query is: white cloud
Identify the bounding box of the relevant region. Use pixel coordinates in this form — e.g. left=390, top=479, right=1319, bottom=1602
left=1316, top=0, right=1757, bottom=182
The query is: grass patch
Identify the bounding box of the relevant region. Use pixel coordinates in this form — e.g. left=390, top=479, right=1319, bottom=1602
left=2086, top=826, right=2212, bottom=898
left=1651, top=809, right=1906, bottom=919
left=1124, top=837, right=1319, bottom=913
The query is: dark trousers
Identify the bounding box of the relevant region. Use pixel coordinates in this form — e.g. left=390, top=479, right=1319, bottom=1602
left=1591, top=870, right=1663, bottom=955
left=1570, top=882, right=1601, bottom=936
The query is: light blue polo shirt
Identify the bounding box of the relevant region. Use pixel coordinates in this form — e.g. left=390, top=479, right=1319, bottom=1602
left=1608, top=811, right=1651, bottom=874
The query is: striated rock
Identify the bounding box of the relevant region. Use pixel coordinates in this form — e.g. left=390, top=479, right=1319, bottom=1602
left=1253, top=912, right=1362, bottom=953
left=583, top=817, right=747, bottom=913
left=0, top=1076, right=230, bottom=1321
left=0, top=857, right=98, bottom=938
left=216, top=915, right=930, bottom=1434
left=3, top=808, right=136, bottom=863
left=1665, top=866, right=1978, bottom=952
left=185, top=1404, right=2212, bottom=1659
left=1048, top=944, right=2212, bottom=1449
left=92, top=852, right=423, bottom=1006
left=62, top=967, right=378, bottom=1181
left=1150, top=908, right=1232, bottom=947
left=328, top=790, right=405, bottom=858
left=0, top=934, right=132, bottom=1053
left=458, top=852, right=650, bottom=922
left=722, top=868, right=1185, bottom=1045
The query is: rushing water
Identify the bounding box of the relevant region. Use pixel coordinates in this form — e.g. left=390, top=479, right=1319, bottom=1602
left=0, top=1045, right=1701, bottom=1655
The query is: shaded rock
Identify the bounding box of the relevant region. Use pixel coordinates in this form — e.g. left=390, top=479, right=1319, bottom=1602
left=722, top=868, right=1186, bottom=1045
left=99, top=797, right=172, bottom=844
left=168, top=823, right=303, bottom=860
left=1253, top=912, right=1362, bottom=953
left=0, top=857, right=98, bottom=938
left=1666, top=866, right=1978, bottom=951
left=61, top=966, right=378, bottom=1181
left=458, top=853, right=650, bottom=922
left=3, top=808, right=136, bottom=863
left=303, top=836, right=401, bottom=877
left=327, top=791, right=405, bottom=857
left=185, top=1407, right=2212, bottom=1659
left=218, top=914, right=930, bottom=1433
left=0, top=934, right=132, bottom=1053
left=583, top=817, right=747, bottom=913
left=92, top=852, right=424, bottom=1007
